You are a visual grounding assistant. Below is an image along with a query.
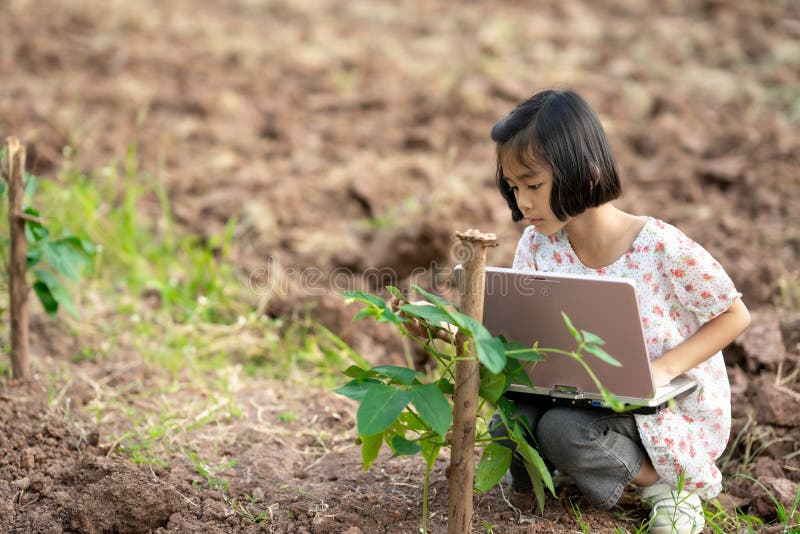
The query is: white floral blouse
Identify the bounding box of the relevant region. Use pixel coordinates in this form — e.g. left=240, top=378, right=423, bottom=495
left=513, top=216, right=739, bottom=499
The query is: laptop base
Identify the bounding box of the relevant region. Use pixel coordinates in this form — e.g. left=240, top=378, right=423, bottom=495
left=504, top=378, right=698, bottom=415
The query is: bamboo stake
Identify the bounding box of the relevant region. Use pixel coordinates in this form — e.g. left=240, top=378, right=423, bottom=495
left=6, top=137, right=31, bottom=381
left=448, top=228, right=497, bottom=534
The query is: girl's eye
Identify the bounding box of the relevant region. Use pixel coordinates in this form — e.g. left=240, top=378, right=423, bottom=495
left=528, top=184, right=542, bottom=191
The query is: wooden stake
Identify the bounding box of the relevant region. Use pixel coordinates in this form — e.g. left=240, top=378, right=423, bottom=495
left=6, top=137, right=31, bottom=381
left=448, top=228, right=497, bottom=534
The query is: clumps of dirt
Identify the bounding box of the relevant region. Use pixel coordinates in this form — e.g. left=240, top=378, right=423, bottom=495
left=722, top=308, right=800, bottom=523
left=734, top=309, right=788, bottom=372
left=0, top=380, right=243, bottom=533
left=0, top=383, right=179, bottom=533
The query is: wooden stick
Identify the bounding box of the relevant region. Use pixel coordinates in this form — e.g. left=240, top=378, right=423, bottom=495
left=7, top=137, right=31, bottom=381
left=15, top=212, right=44, bottom=225
left=448, top=228, right=497, bottom=534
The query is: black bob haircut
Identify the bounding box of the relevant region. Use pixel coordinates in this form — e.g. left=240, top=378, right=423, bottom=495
left=491, top=89, right=621, bottom=222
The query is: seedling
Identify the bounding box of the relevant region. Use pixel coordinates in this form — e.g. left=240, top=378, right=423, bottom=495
left=0, top=151, right=97, bottom=318
left=336, top=284, right=623, bottom=531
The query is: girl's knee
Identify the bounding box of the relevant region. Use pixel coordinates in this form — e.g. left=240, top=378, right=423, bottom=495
left=535, top=408, right=586, bottom=456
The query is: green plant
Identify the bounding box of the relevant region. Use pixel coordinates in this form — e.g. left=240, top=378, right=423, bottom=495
left=703, top=497, right=764, bottom=533
left=184, top=447, right=238, bottom=493
left=278, top=411, right=296, bottom=423
left=0, top=156, right=97, bottom=317
left=734, top=474, right=800, bottom=529
left=569, top=498, right=590, bottom=534
left=335, top=285, right=624, bottom=531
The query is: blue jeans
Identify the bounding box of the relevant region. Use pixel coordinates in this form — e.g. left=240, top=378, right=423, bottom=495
left=489, top=402, right=645, bottom=509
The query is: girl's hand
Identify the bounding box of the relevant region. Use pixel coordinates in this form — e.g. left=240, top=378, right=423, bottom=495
left=650, top=359, right=674, bottom=389
left=389, top=296, right=458, bottom=341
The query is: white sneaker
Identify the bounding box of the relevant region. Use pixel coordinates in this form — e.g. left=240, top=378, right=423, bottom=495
left=638, top=483, right=705, bottom=534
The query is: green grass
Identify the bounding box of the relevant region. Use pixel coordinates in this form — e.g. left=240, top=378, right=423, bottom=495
left=1, top=143, right=354, bottom=470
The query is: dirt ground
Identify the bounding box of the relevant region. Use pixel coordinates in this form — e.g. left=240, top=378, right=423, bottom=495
left=1, top=0, right=799, bottom=532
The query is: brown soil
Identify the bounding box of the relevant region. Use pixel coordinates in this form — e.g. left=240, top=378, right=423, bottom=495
left=1, top=0, right=799, bottom=532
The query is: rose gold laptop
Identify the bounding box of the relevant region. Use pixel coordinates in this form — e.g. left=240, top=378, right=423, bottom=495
left=458, top=266, right=696, bottom=413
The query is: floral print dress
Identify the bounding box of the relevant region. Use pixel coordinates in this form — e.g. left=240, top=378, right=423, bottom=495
left=513, top=216, right=739, bottom=499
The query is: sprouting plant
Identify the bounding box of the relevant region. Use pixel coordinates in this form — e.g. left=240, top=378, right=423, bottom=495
left=335, top=285, right=624, bottom=532
left=569, top=498, right=590, bottom=534
left=0, top=154, right=97, bottom=317
left=184, top=447, right=238, bottom=493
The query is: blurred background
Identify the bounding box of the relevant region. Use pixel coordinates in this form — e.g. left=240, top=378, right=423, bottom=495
left=2, top=1, right=798, bottom=326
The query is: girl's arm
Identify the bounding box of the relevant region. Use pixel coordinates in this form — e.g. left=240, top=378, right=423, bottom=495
left=650, top=297, right=750, bottom=387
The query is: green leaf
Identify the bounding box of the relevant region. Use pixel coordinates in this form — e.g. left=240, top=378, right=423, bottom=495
left=410, top=285, right=456, bottom=309
left=357, top=383, right=411, bottom=436
left=479, top=367, right=507, bottom=404
left=503, top=340, right=542, bottom=362
left=26, top=248, right=42, bottom=268
left=584, top=344, right=622, bottom=367
left=342, top=290, right=386, bottom=309
left=334, top=378, right=382, bottom=400
left=41, top=241, right=80, bottom=281
left=580, top=329, right=605, bottom=346
left=342, top=290, right=402, bottom=324
left=398, top=304, right=453, bottom=330
left=506, top=357, right=534, bottom=389
left=437, top=378, right=454, bottom=395
left=411, top=383, right=452, bottom=436
left=475, top=443, right=512, bottom=493
left=420, top=439, right=442, bottom=468
left=474, top=335, right=507, bottom=375
left=385, top=286, right=405, bottom=301
left=23, top=208, right=49, bottom=244
left=33, top=281, right=58, bottom=316
left=409, top=285, right=467, bottom=334
left=398, top=411, right=427, bottom=432
left=372, top=365, right=419, bottom=386
left=71, top=236, right=99, bottom=256
left=33, top=269, right=78, bottom=317
left=561, top=312, right=582, bottom=344
left=343, top=364, right=371, bottom=379
left=389, top=435, right=422, bottom=456
left=0, top=183, right=5, bottom=195
left=352, top=308, right=376, bottom=322
left=360, top=433, right=382, bottom=470
left=378, top=306, right=403, bottom=325
left=511, top=425, right=554, bottom=513
left=23, top=172, right=36, bottom=200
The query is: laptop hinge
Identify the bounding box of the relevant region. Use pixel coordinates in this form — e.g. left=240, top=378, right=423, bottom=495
left=551, top=385, right=585, bottom=399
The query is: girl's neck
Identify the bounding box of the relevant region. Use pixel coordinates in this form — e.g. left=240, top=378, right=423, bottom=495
left=564, top=204, right=645, bottom=270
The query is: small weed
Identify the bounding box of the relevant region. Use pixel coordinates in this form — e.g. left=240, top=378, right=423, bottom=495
left=278, top=411, right=296, bottom=423
left=703, top=497, right=764, bottom=533
left=70, top=348, right=98, bottom=363
left=569, top=499, right=590, bottom=534
left=236, top=501, right=277, bottom=525
left=184, top=447, right=238, bottom=493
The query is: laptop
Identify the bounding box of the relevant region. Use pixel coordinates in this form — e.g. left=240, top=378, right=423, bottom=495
left=456, top=266, right=696, bottom=414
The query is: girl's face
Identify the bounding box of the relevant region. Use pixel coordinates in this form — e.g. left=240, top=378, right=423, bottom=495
left=500, top=150, right=566, bottom=235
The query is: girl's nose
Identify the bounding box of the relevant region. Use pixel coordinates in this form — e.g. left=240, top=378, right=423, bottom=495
left=517, top=193, right=533, bottom=212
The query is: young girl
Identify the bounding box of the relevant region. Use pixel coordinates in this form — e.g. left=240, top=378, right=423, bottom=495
left=489, top=90, right=750, bottom=534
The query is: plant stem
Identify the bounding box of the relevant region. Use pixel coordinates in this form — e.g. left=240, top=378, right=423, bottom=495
left=421, top=455, right=433, bottom=534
